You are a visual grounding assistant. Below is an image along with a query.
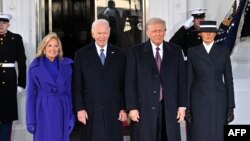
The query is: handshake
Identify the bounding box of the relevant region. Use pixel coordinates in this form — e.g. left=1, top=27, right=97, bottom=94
left=185, top=108, right=234, bottom=124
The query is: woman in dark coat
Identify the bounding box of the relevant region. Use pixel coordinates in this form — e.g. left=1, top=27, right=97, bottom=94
left=26, top=32, right=75, bottom=141
left=187, top=21, right=235, bottom=141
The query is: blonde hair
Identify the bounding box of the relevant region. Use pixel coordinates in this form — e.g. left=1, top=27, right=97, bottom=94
left=146, top=17, right=167, bottom=31
left=36, top=32, right=63, bottom=58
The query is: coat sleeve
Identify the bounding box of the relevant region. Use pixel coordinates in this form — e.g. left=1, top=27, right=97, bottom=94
left=223, top=49, right=235, bottom=108
left=26, top=67, right=37, bottom=125
left=16, top=35, right=27, bottom=88
left=177, top=46, right=187, bottom=107
left=187, top=49, right=194, bottom=109
left=125, top=48, right=138, bottom=111
left=72, top=51, right=85, bottom=112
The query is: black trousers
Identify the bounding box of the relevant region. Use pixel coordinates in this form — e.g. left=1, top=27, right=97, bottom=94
left=157, top=100, right=167, bottom=141
left=0, top=121, right=12, bottom=141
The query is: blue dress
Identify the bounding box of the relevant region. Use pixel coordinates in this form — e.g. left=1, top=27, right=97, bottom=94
left=26, top=56, right=75, bottom=141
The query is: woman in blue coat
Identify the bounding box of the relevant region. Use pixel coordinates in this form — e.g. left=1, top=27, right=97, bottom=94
left=26, top=32, right=75, bottom=141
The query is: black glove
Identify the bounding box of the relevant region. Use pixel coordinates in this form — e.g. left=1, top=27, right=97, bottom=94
left=227, top=108, right=234, bottom=123
left=185, top=109, right=192, bottom=123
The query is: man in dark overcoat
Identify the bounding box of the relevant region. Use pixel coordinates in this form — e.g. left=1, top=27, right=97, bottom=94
left=187, top=20, right=235, bottom=141
left=0, top=13, right=26, bottom=141
left=125, top=17, right=187, bottom=141
left=73, top=19, right=127, bottom=141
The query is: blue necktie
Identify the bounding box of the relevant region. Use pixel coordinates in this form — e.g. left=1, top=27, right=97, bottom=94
left=100, top=49, right=106, bottom=65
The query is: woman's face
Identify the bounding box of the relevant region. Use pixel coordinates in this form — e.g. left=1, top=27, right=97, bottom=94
left=44, top=38, right=59, bottom=61
left=199, top=32, right=217, bottom=44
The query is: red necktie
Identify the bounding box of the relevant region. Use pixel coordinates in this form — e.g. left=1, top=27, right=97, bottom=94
left=155, top=47, right=163, bottom=101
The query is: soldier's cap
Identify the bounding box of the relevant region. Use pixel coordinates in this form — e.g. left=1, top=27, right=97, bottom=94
left=0, top=13, right=12, bottom=22
left=194, top=20, right=223, bottom=32
left=189, top=8, right=207, bottom=19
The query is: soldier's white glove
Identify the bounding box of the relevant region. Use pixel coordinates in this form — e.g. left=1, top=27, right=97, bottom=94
left=17, top=86, right=24, bottom=94
left=183, top=16, right=194, bottom=29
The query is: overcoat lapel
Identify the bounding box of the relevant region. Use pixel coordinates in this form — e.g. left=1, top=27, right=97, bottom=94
left=89, top=44, right=103, bottom=66
left=195, top=44, right=213, bottom=64
left=143, top=41, right=159, bottom=73
left=161, top=42, right=172, bottom=73
left=103, top=44, right=115, bottom=67
left=36, top=58, right=56, bottom=86
left=55, top=59, right=72, bottom=86
left=209, top=44, right=223, bottom=60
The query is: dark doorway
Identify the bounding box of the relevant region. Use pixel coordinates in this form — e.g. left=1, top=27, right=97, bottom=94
left=44, top=0, right=95, bottom=59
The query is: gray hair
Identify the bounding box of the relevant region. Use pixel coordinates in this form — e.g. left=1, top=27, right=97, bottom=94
left=91, top=19, right=111, bottom=32
left=146, top=17, right=167, bottom=31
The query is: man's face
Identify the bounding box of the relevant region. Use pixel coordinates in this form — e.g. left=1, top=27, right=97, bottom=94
left=199, top=32, right=217, bottom=44
left=146, top=23, right=166, bottom=46
left=194, top=18, right=205, bottom=29
left=0, top=21, right=9, bottom=34
left=92, top=23, right=110, bottom=48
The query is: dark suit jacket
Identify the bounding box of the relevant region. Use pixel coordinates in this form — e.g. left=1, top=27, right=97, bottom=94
left=73, top=43, right=125, bottom=141
left=187, top=43, right=235, bottom=141
left=0, top=30, right=26, bottom=122
left=125, top=40, right=186, bottom=141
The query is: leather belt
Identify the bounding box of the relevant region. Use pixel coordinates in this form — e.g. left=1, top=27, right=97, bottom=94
left=0, top=63, right=15, bottom=67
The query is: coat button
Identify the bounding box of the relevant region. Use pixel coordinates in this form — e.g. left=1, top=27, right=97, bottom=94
left=2, top=81, right=5, bottom=84
left=155, top=74, right=158, bottom=78
left=151, top=107, right=156, bottom=110
left=153, top=90, right=157, bottom=93
left=2, top=70, right=5, bottom=73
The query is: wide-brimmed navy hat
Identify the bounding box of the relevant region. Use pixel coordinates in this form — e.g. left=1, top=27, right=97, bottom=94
left=195, top=20, right=223, bottom=32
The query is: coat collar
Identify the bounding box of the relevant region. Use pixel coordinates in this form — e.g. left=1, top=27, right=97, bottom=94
left=143, top=40, right=171, bottom=74
left=194, top=43, right=223, bottom=64
left=30, top=57, right=72, bottom=86
left=88, top=42, right=116, bottom=68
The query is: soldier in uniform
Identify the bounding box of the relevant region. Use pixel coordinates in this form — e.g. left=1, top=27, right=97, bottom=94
left=0, top=13, right=26, bottom=141
left=170, top=8, right=207, bottom=58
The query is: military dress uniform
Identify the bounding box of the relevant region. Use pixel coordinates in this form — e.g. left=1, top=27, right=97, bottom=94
left=170, top=8, right=207, bottom=57
left=169, top=25, right=202, bottom=57
left=0, top=14, right=26, bottom=141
